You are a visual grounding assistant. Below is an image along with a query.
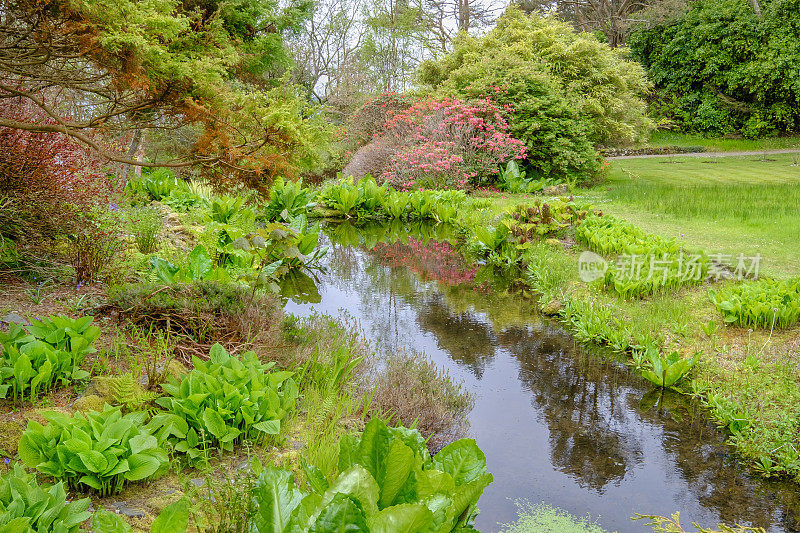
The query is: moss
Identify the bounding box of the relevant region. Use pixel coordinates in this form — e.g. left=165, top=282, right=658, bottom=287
left=0, top=418, right=25, bottom=457
left=72, top=394, right=107, bottom=414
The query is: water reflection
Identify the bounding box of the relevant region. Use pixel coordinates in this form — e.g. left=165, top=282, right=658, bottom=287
left=283, top=221, right=800, bottom=533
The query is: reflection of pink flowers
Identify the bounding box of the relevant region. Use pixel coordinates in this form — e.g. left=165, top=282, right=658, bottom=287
left=371, top=239, right=478, bottom=286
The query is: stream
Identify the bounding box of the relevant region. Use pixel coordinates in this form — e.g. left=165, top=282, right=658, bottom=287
left=281, top=222, right=800, bottom=533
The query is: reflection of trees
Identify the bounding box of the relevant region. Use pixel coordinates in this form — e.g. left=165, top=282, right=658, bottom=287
left=498, top=327, right=644, bottom=491
left=630, top=390, right=800, bottom=528
left=310, top=225, right=800, bottom=528
left=415, top=295, right=494, bottom=377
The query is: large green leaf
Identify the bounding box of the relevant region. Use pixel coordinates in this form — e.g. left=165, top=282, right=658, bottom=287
left=251, top=466, right=305, bottom=533
left=321, top=466, right=379, bottom=518
left=378, top=440, right=415, bottom=508
left=309, top=494, right=369, bottom=533
left=431, top=440, right=487, bottom=486
left=367, top=503, right=435, bottom=533
left=151, top=498, right=190, bottom=533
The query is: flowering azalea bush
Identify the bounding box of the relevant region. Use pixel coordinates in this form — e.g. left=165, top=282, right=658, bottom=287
left=379, top=97, right=526, bottom=190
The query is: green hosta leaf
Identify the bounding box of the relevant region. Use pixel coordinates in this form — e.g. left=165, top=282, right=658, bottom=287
left=202, top=408, right=228, bottom=439
left=125, top=453, right=161, bottom=481
left=92, top=508, right=133, bottom=533
left=254, top=420, right=281, bottom=435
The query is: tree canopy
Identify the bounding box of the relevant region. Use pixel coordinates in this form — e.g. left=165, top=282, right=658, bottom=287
left=417, top=7, right=651, bottom=182
left=628, top=0, right=800, bottom=137
left=0, top=0, right=328, bottom=190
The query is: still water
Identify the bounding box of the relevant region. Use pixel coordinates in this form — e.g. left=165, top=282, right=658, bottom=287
left=283, top=222, right=799, bottom=533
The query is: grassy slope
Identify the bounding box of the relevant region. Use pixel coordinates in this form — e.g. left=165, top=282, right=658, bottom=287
left=645, top=132, right=800, bottom=153
left=587, top=154, right=800, bottom=278
left=477, top=155, right=800, bottom=482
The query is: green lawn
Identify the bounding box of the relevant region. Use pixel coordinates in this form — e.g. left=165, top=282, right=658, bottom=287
left=580, top=154, right=800, bottom=279
left=644, top=131, right=800, bottom=153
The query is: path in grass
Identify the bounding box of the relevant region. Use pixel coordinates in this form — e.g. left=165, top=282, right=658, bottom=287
left=609, top=148, right=800, bottom=159
left=582, top=154, right=800, bottom=278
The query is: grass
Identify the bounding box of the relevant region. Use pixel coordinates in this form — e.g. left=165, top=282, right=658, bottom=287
left=499, top=502, right=612, bottom=533
left=644, top=132, right=800, bottom=153
left=581, top=154, right=800, bottom=278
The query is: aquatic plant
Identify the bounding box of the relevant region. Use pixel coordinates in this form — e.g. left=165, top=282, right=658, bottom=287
left=0, top=316, right=97, bottom=401
left=0, top=464, right=92, bottom=533
left=147, top=343, right=298, bottom=462
left=709, top=278, right=800, bottom=329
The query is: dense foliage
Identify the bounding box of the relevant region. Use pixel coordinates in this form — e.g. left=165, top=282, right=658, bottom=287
left=0, top=0, right=329, bottom=189
left=318, top=176, right=466, bottom=222
left=629, top=0, right=800, bottom=137
left=148, top=344, right=298, bottom=462
left=0, top=465, right=92, bottom=532
left=250, top=418, right=492, bottom=531
left=0, top=316, right=96, bottom=401
left=577, top=215, right=709, bottom=298
left=418, top=8, right=651, bottom=183
left=18, top=406, right=169, bottom=496
left=709, top=278, right=800, bottom=329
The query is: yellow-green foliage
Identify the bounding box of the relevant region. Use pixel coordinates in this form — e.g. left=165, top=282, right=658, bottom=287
left=418, top=7, right=652, bottom=181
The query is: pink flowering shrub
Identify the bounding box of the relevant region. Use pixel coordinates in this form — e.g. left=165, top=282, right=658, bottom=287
left=379, top=97, right=526, bottom=190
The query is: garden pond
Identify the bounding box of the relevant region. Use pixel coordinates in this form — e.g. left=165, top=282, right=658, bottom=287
left=281, top=221, right=800, bottom=533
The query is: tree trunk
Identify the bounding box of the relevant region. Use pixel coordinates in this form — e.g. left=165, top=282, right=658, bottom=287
left=118, top=128, right=143, bottom=186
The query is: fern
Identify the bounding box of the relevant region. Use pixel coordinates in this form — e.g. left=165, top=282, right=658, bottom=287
left=97, top=373, right=161, bottom=415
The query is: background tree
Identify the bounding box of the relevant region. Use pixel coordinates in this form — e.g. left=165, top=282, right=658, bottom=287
left=628, top=0, right=800, bottom=137
left=418, top=7, right=651, bottom=182
left=0, top=0, right=328, bottom=190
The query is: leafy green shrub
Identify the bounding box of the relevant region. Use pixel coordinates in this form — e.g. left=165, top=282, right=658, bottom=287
left=637, top=347, right=700, bottom=389
left=127, top=169, right=186, bottom=202
left=629, top=0, right=800, bottom=137
left=263, top=177, right=315, bottom=222
left=18, top=406, right=169, bottom=496
left=147, top=343, right=298, bottom=462
left=418, top=7, right=651, bottom=183
left=318, top=177, right=466, bottom=221
left=149, top=245, right=232, bottom=283
left=496, top=160, right=552, bottom=193
left=709, top=278, right=800, bottom=329
left=208, top=196, right=245, bottom=224
left=0, top=464, right=92, bottom=532
left=127, top=206, right=162, bottom=254
left=250, top=418, right=492, bottom=532
left=577, top=215, right=709, bottom=298
left=0, top=316, right=97, bottom=401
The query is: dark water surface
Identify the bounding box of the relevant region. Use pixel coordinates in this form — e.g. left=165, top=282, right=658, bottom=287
left=282, top=222, right=800, bottom=533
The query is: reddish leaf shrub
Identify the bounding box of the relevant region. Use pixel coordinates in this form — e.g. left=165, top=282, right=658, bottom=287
left=378, top=97, right=526, bottom=190
left=0, top=99, right=122, bottom=279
